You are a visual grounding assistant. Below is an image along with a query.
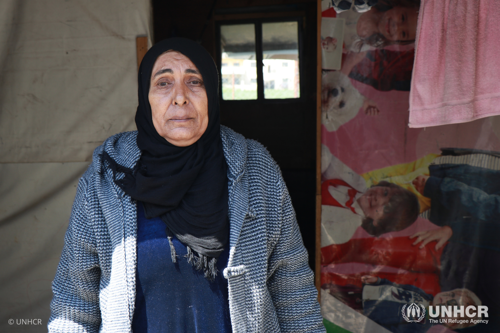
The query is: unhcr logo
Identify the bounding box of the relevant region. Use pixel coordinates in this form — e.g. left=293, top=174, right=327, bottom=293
left=428, top=305, right=488, bottom=318
left=402, top=303, right=426, bottom=323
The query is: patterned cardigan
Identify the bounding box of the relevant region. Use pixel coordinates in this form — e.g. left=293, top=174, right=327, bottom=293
left=48, top=126, right=325, bottom=333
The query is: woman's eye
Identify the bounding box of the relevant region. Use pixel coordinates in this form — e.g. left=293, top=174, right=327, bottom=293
left=384, top=190, right=388, bottom=196
left=157, top=80, right=171, bottom=87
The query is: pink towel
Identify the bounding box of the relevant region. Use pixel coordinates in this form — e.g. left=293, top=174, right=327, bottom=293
left=409, top=0, right=500, bottom=128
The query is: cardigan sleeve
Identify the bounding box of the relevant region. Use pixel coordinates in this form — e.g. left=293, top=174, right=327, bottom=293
left=48, top=171, right=101, bottom=333
left=266, top=164, right=326, bottom=333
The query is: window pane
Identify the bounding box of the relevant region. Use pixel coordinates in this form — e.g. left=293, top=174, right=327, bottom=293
left=220, top=24, right=257, bottom=100
left=262, top=22, right=300, bottom=99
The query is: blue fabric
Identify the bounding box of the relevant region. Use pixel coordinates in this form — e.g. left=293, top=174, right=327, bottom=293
left=132, top=203, right=232, bottom=333
left=363, top=279, right=433, bottom=333
left=424, top=164, right=500, bottom=251
left=426, top=163, right=500, bottom=329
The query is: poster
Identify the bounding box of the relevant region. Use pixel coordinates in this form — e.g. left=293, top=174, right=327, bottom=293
left=320, top=1, right=500, bottom=332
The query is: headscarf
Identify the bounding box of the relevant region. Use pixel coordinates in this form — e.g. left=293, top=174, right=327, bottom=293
left=102, top=38, right=228, bottom=280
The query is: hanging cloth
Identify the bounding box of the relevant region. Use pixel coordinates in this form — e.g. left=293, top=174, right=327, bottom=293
left=409, top=0, right=500, bottom=128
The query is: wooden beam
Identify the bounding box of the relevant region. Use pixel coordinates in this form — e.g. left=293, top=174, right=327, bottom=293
left=214, top=11, right=305, bottom=21
left=315, top=0, right=322, bottom=298
left=136, top=36, right=148, bottom=70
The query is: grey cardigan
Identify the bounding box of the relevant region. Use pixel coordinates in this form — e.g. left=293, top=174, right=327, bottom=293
left=48, top=126, right=325, bottom=332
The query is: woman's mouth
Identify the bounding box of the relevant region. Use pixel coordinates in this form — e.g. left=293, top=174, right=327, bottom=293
left=170, top=117, right=192, bottom=122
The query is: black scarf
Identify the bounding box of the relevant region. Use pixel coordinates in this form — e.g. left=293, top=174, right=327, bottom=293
left=103, top=38, right=228, bottom=280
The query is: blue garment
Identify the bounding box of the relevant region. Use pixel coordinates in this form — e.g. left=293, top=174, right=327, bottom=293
left=363, top=279, right=433, bottom=333
left=424, top=164, right=500, bottom=251
left=132, top=203, right=232, bottom=333
left=424, top=163, right=500, bottom=327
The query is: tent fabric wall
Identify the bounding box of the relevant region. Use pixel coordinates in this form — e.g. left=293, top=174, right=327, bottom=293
left=0, top=0, right=151, bottom=331
left=0, top=0, right=151, bottom=163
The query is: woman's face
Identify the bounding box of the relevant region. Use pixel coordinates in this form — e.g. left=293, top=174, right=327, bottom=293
left=148, top=51, right=209, bottom=147
left=377, top=6, right=418, bottom=42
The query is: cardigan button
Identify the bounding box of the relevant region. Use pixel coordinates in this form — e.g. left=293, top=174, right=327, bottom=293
left=223, top=265, right=247, bottom=279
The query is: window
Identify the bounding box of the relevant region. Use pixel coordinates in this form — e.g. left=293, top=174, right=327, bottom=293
left=218, top=19, right=301, bottom=101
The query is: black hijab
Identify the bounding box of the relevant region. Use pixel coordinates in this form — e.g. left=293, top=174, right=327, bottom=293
left=103, top=38, right=228, bottom=280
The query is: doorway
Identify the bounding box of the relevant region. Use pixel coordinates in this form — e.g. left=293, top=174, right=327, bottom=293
left=152, top=0, right=318, bottom=270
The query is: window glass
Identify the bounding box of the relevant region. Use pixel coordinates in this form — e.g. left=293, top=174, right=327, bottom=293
left=220, top=24, right=257, bottom=100
left=262, top=22, right=300, bottom=99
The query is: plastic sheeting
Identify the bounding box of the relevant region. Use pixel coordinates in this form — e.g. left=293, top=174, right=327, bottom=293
left=320, top=1, right=500, bottom=332
left=0, top=0, right=150, bottom=331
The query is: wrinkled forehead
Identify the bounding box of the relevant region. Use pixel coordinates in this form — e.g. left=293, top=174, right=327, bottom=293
left=150, top=50, right=200, bottom=78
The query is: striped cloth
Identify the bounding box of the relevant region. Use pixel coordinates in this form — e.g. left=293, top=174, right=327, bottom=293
left=434, top=153, right=500, bottom=171
left=48, top=126, right=325, bottom=333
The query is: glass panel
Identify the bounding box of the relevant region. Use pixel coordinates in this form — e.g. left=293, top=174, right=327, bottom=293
left=262, top=22, right=300, bottom=99
left=220, top=24, right=257, bottom=100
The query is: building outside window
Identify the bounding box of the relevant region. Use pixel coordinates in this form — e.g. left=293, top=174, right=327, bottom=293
left=219, top=20, right=301, bottom=101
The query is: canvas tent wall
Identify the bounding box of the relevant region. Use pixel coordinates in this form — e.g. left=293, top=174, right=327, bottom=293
left=0, top=0, right=151, bottom=331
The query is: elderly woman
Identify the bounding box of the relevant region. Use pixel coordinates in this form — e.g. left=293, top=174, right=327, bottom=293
left=48, top=38, right=324, bottom=332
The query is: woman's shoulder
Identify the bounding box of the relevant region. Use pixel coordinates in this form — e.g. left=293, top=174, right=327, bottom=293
left=220, top=126, right=281, bottom=181
left=221, top=125, right=275, bottom=159
left=90, top=131, right=140, bottom=171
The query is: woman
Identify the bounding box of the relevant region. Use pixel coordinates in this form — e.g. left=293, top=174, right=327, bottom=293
left=48, top=38, right=324, bottom=332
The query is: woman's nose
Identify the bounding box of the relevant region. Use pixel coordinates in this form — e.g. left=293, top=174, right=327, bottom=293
left=172, top=84, right=188, bottom=106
